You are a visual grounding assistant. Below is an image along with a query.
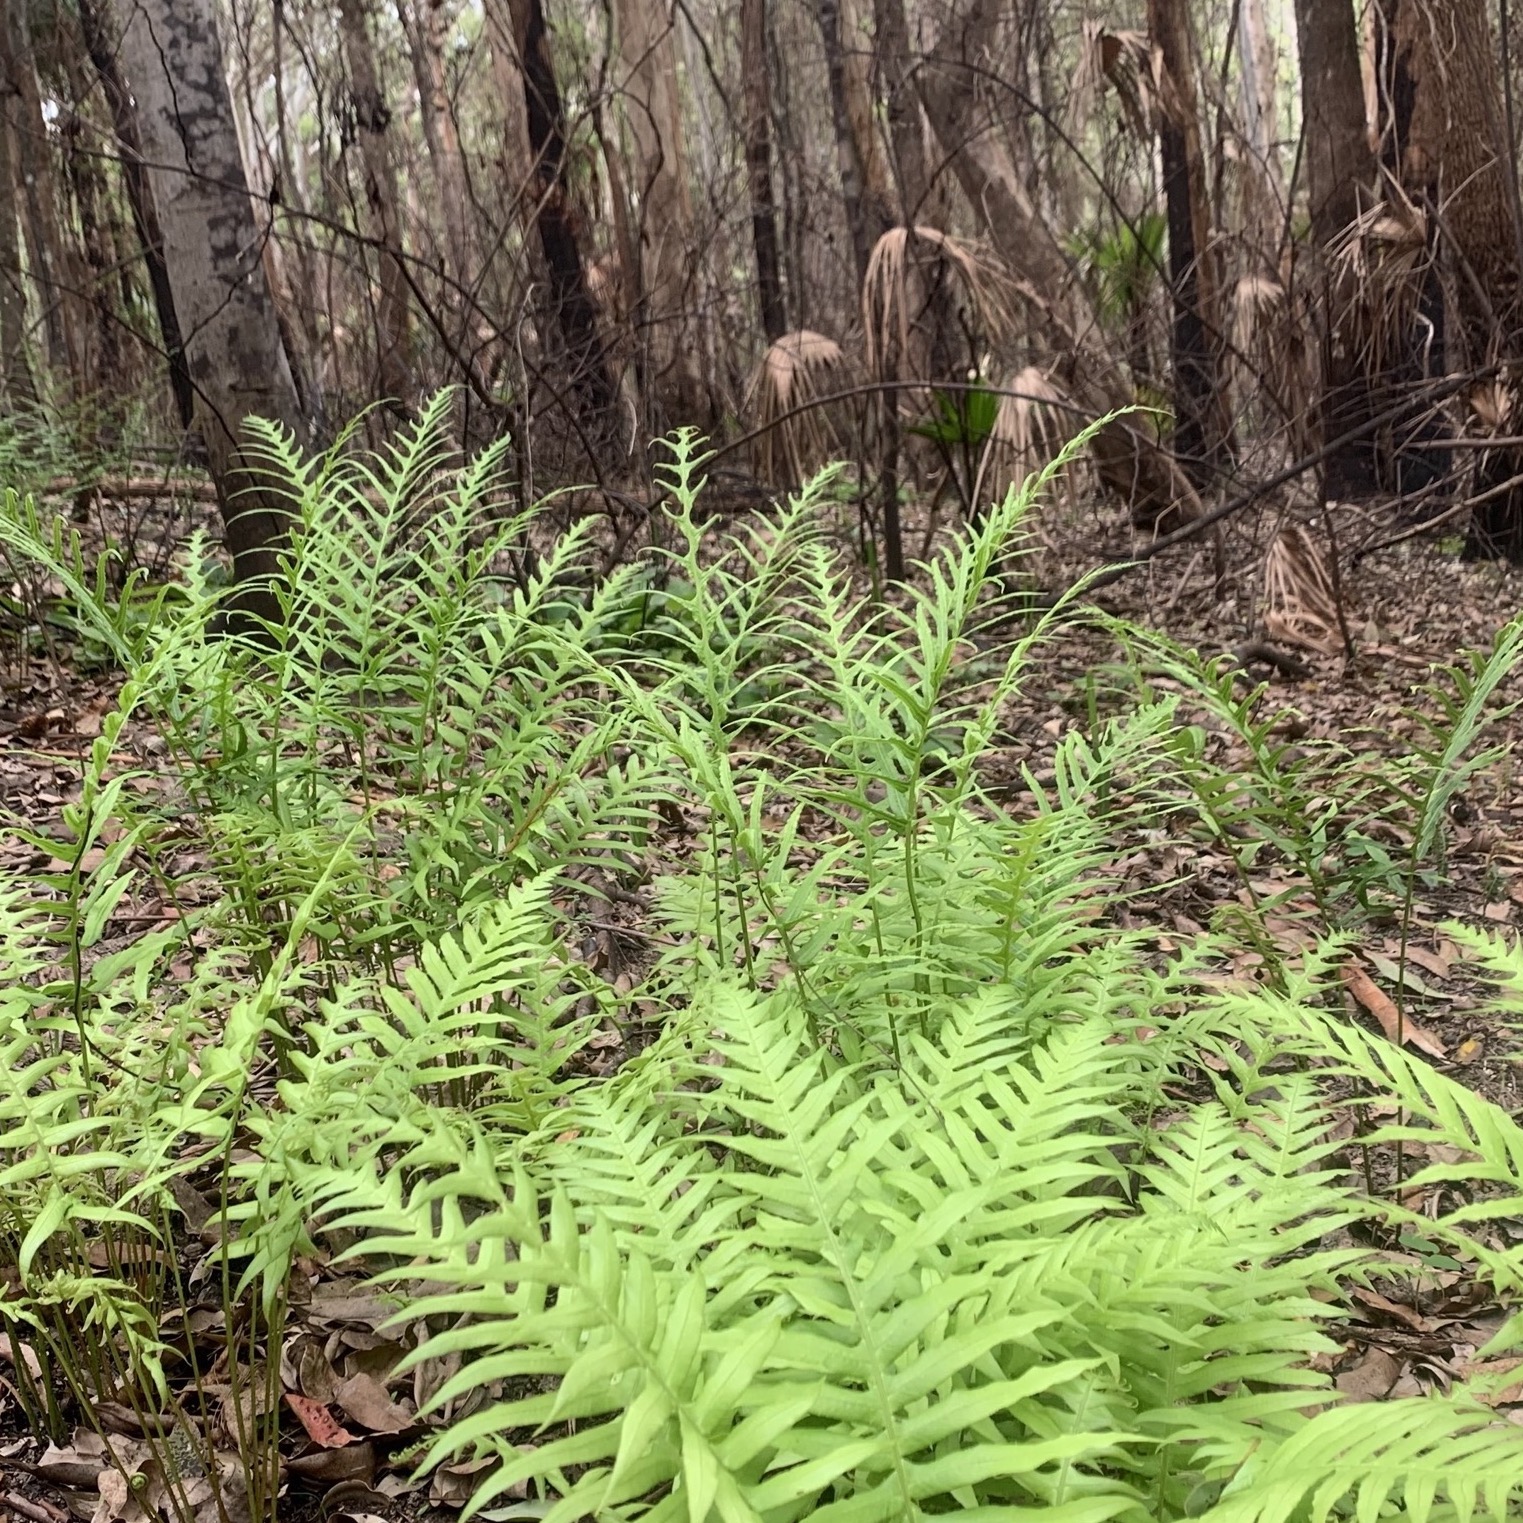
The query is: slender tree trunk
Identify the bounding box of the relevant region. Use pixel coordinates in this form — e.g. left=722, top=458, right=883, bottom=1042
left=1148, top=0, right=1231, bottom=478
left=398, top=0, right=475, bottom=289
left=741, top=0, right=786, bottom=341
left=0, top=0, right=81, bottom=383
left=75, top=0, right=193, bottom=425
left=271, top=0, right=326, bottom=427
left=338, top=0, right=414, bottom=408
left=0, top=87, right=32, bottom=402
left=614, top=0, right=702, bottom=421
left=840, top=0, right=896, bottom=226
left=508, top=0, right=617, bottom=441
left=872, top=0, right=930, bottom=222
left=917, top=0, right=1202, bottom=529
left=810, top=0, right=890, bottom=280
left=1294, top=0, right=1380, bottom=495
left=114, top=0, right=306, bottom=607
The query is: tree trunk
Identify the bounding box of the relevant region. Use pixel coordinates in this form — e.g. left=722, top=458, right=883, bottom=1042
left=1381, top=0, right=1523, bottom=557
left=337, top=0, right=414, bottom=408
left=398, top=0, right=475, bottom=289
left=75, top=0, right=193, bottom=426
left=1295, top=0, right=1374, bottom=245
left=872, top=0, right=930, bottom=222
left=0, top=82, right=32, bottom=402
left=810, top=0, right=891, bottom=280
left=507, top=0, right=617, bottom=443
left=1148, top=0, right=1231, bottom=478
left=0, top=0, right=81, bottom=383
left=614, top=0, right=702, bottom=422
left=741, top=0, right=786, bottom=341
left=113, top=0, right=306, bottom=607
left=1294, top=0, right=1380, bottom=496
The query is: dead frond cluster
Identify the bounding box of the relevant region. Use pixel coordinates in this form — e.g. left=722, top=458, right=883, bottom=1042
left=745, top=329, right=852, bottom=486
left=1328, top=192, right=1431, bottom=382
left=1230, top=273, right=1314, bottom=451
left=1070, top=21, right=1154, bottom=136
left=862, top=225, right=1017, bottom=387
left=972, top=365, right=1081, bottom=512
left=1263, top=522, right=1344, bottom=654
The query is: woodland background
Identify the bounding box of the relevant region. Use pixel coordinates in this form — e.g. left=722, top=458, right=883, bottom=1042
left=6, top=0, right=1523, bottom=590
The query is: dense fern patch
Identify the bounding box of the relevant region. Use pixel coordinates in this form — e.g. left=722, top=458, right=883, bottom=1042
left=3, top=399, right=1523, bottom=1520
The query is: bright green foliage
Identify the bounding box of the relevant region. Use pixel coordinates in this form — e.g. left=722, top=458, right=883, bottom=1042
left=2, top=398, right=1523, bottom=1520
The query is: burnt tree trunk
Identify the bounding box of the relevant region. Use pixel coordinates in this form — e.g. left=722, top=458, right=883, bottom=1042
left=1148, top=0, right=1232, bottom=480
left=508, top=0, right=618, bottom=445
left=741, top=0, right=787, bottom=341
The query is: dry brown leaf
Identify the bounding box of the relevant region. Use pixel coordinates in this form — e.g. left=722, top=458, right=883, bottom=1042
left=1334, top=1345, right=1403, bottom=1401
left=333, top=1373, right=415, bottom=1435
left=1351, top=1287, right=1429, bottom=1331
left=1342, top=962, right=1448, bottom=1058
left=1403, top=945, right=1454, bottom=979
left=286, top=1442, right=377, bottom=1485
left=0, top=1334, right=43, bottom=1381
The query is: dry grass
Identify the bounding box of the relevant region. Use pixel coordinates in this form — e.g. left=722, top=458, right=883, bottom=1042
left=744, top=329, right=852, bottom=486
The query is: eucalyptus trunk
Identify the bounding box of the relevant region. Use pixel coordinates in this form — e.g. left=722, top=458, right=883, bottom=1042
left=114, top=0, right=306, bottom=609
left=399, top=0, right=475, bottom=290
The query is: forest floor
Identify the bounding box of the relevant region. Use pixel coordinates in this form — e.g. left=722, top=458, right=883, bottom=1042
left=2, top=479, right=1522, bottom=1518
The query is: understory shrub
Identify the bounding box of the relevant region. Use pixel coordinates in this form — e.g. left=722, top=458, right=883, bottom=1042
left=2, top=396, right=1523, bottom=1521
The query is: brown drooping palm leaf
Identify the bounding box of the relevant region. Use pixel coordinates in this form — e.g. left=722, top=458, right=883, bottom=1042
left=970, top=365, right=1080, bottom=512
left=1070, top=20, right=1155, bottom=137
left=1230, top=273, right=1315, bottom=451
left=1263, top=522, right=1344, bottom=654
left=862, top=225, right=1017, bottom=389
left=744, top=329, right=852, bottom=485
left=1327, top=191, right=1430, bottom=385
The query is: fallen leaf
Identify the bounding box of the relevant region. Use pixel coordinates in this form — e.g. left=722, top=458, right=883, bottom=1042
left=285, top=1443, right=377, bottom=1486
left=1351, top=1287, right=1429, bottom=1331
left=1404, top=945, right=1454, bottom=979
left=1342, top=962, right=1448, bottom=1058
left=333, top=1373, right=416, bottom=1435
left=0, top=1333, right=43, bottom=1380
left=1334, top=1345, right=1403, bottom=1401
left=284, top=1393, right=354, bottom=1449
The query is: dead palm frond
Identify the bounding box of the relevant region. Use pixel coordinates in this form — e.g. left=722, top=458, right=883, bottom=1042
left=1230, top=273, right=1314, bottom=440
left=862, top=225, right=1017, bottom=388
left=1070, top=21, right=1154, bottom=137
left=1328, top=188, right=1430, bottom=381
left=970, top=366, right=1078, bottom=513
left=1263, top=522, right=1344, bottom=655
left=744, top=329, right=851, bottom=486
